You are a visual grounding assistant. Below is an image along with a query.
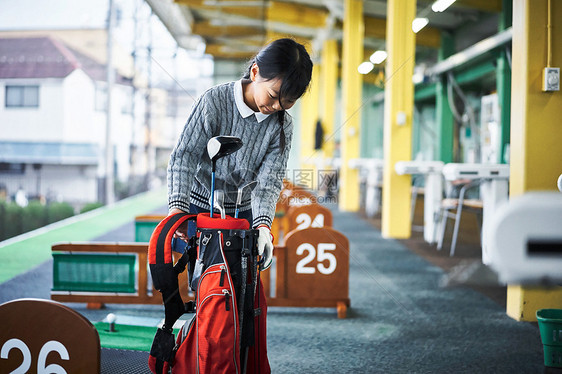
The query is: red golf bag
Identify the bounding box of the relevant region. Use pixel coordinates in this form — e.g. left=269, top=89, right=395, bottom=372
left=148, top=212, right=270, bottom=374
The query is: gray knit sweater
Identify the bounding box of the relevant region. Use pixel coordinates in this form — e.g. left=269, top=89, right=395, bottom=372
left=167, top=80, right=293, bottom=228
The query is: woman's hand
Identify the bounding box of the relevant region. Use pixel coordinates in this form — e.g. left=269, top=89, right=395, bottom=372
left=257, top=225, right=274, bottom=270
left=169, top=208, right=189, bottom=241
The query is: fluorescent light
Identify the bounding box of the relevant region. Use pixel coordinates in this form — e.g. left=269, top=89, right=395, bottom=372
left=412, top=17, right=429, bottom=33
left=431, top=0, right=456, bottom=12
left=370, top=50, right=387, bottom=65
left=358, top=62, right=374, bottom=74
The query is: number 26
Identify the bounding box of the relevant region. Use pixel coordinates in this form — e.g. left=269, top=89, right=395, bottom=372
left=1, top=338, right=69, bottom=374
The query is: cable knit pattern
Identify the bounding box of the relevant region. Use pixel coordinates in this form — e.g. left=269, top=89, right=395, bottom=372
left=167, top=81, right=293, bottom=228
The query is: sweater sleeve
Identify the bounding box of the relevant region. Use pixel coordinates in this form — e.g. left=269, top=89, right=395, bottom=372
left=167, top=91, right=216, bottom=212
left=251, top=113, right=293, bottom=228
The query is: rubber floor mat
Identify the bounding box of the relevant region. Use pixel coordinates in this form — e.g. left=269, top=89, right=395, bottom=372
left=101, top=348, right=151, bottom=374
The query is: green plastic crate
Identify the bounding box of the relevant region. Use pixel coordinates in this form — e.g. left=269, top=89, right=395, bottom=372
left=536, top=309, right=562, bottom=368
left=52, top=253, right=137, bottom=293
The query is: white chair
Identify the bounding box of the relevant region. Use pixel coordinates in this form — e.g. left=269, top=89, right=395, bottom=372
left=435, top=179, right=483, bottom=256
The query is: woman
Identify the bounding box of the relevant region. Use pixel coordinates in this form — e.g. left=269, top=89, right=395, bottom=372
left=167, top=38, right=313, bottom=269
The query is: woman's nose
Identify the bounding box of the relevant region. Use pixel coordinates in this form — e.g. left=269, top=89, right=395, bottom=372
left=272, top=100, right=281, bottom=110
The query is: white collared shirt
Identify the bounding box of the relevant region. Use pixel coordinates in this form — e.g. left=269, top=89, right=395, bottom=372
left=234, top=79, right=270, bottom=123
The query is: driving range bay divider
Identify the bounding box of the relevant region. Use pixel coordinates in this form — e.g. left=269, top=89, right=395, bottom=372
left=51, top=186, right=350, bottom=317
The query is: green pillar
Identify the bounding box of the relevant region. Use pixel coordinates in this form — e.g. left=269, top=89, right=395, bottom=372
left=435, top=32, right=455, bottom=163
left=497, top=0, right=512, bottom=164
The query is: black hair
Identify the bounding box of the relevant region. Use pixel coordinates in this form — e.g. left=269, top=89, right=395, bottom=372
left=243, top=38, right=313, bottom=149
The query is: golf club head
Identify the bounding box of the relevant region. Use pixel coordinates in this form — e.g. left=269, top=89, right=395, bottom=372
left=236, top=180, right=258, bottom=206
left=207, top=136, right=243, bottom=163
left=212, top=190, right=225, bottom=219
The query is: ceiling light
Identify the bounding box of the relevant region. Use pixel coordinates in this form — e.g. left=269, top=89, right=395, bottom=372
left=431, top=0, right=456, bottom=12
left=412, top=64, right=426, bottom=84
left=412, top=73, right=424, bottom=84
left=358, top=61, right=374, bottom=75
left=412, top=17, right=429, bottom=33
left=370, top=50, right=387, bottom=65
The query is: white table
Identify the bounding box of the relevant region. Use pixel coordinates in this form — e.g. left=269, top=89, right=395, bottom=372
left=395, top=160, right=444, bottom=244
left=442, top=163, right=510, bottom=264
left=349, top=158, right=384, bottom=218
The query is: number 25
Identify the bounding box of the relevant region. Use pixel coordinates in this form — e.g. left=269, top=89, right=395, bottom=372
left=296, top=243, right=337, bottom=275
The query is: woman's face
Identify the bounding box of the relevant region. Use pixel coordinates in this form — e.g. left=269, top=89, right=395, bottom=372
left=249, top=64, right=296, bottom=114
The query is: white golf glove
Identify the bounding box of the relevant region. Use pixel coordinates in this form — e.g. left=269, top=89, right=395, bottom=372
left=257, top=225, right=274, bottom=271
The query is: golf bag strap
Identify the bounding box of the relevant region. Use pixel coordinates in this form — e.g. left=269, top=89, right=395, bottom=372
left=148, top=212, right=196, bottom=266
left=148, top=213, right=197, bottom=374
left=148, top=213, right=196, bottom=328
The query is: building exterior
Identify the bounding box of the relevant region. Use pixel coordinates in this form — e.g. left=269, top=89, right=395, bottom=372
left=0, top=34, right=194, bottom=207
left=0, top=35, right=147, bottom=206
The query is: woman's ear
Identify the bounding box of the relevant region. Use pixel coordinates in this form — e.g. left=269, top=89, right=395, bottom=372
left=250, top=63, right=259, bottom=81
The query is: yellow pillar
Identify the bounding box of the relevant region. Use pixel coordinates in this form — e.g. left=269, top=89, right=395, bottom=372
left=381, top=0, right=416, bottom=238
left=339, top=0, right=364, bottom=211
left=299, top=63, right=320, bottom=188
left=507, top=0, right=562, bottom=321
left=320, top=39, right=339, bottom=159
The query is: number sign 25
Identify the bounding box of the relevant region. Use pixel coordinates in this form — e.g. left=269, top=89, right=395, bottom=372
left=284, top=227, right=349, bottom=302
left=296, top=242, right=336, bottom=274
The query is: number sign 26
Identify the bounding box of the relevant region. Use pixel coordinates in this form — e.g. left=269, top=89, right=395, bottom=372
left=0, top=299, right=100, bottom=374
left=1, top=339, right=69, bottom=374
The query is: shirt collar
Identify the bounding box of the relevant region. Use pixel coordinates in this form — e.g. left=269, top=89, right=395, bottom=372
left=234, top=79, right=270, bottom=123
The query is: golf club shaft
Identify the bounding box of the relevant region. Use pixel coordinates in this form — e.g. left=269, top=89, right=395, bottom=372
left=234, top=181, right=257, bottom=220
left=210, top=170, right=215, bottom=218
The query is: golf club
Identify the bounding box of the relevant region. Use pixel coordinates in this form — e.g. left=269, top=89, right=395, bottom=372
left=235, top=181, right=258, bottom=218
left=213, top=190, right=226, bottom=219
left=207, top=136, right=243, bottom=217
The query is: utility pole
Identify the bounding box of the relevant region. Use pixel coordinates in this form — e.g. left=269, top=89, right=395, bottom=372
left=105, top=0, right=116, bottom=204
left=129, top=0, right=140, bottom=192
left=144, top=10, right=154, bottom=191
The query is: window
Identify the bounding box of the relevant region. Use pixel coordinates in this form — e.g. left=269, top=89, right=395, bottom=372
left=5, top=86, right=39, bottom=108
left=0, top=163, right=25, bottom=174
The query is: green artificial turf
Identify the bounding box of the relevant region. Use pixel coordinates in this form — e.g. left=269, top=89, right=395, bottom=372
left=0, top=188, right=167, bottom=284
left=95, top=322, right=180, bottom=351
